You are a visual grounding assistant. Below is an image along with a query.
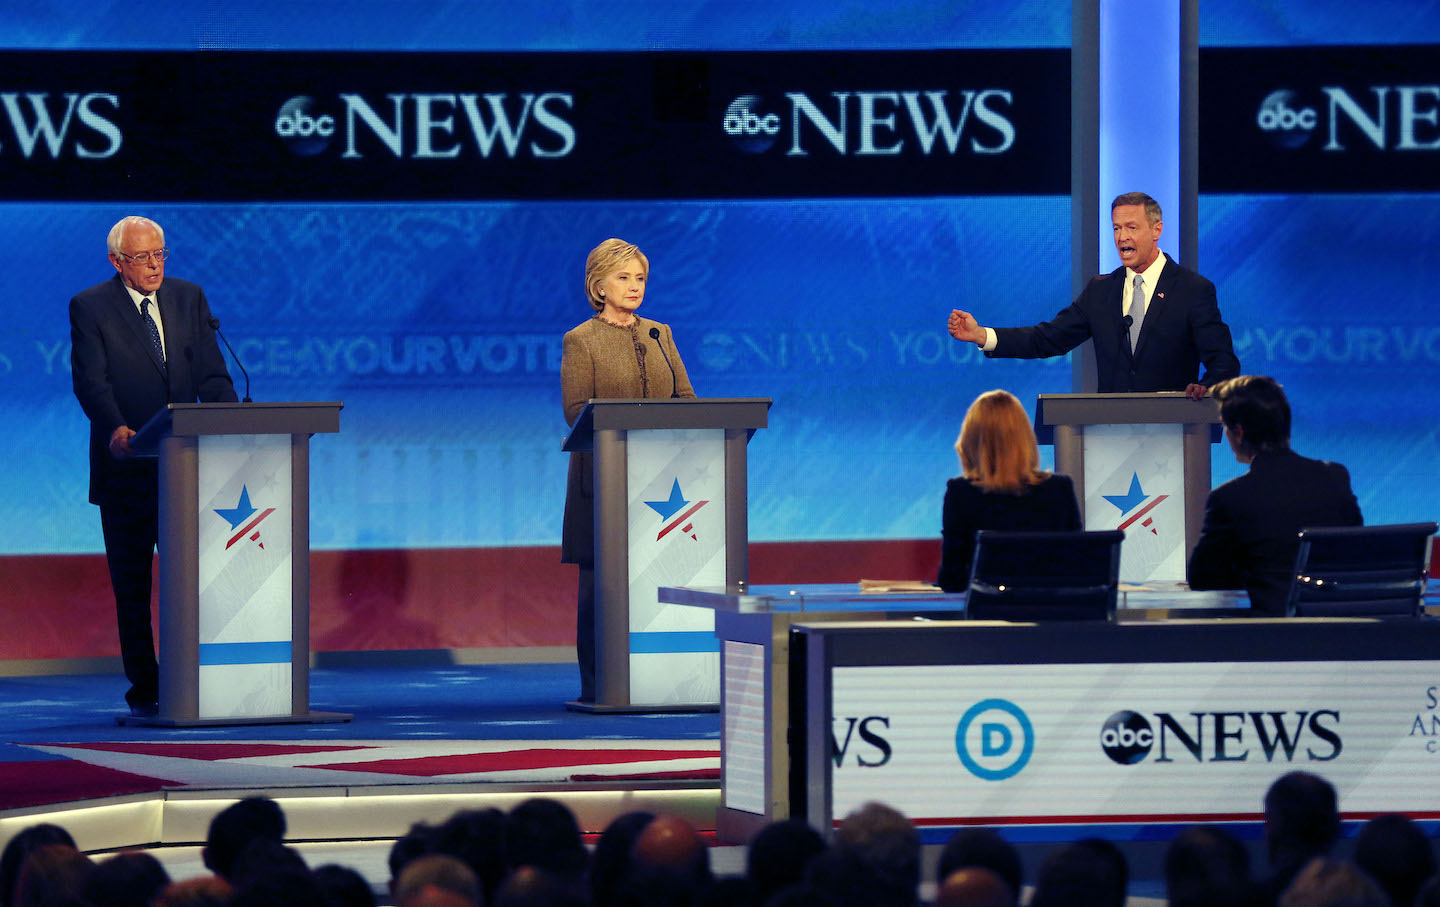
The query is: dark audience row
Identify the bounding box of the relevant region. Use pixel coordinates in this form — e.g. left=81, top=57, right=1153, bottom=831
left=1, top=770, right=1437, bottom=906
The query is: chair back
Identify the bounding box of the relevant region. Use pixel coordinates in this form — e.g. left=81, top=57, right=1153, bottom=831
left=966, top=530, right=1124, bottom=622
left=1286, top=522, right=1437, bottom=617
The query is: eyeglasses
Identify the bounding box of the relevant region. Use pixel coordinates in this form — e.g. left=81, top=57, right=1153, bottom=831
left=119, top=248, right=169, bottom=264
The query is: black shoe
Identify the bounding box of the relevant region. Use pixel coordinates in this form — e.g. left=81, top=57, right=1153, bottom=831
left=128, top=702, right=158, bottom=718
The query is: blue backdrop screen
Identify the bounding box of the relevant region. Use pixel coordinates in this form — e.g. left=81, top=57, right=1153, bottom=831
left=5, top=3, right=1438, bottom=559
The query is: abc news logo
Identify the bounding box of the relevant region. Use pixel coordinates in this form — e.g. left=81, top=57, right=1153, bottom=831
left=0, top=92, right=122, bottom=159
left=1099, top=709, right=1342, bottom=766
left=273, top=92, right=576, bottom=159
left=1256, top=85, right=1440, bottom=150
left=722, top=89, right=1016, bottom=156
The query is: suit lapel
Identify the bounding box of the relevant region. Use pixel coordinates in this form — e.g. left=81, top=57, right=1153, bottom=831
left=1106, top=267, right=1133, bottom=363
left=111, top=276, right=168, bottom=381
left=1133, top=258, right=1175, bottom=360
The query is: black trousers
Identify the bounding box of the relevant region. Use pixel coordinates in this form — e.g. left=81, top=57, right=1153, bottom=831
left=99, top=498, right=160, bottom=707
left=577, top=566, right=595, bottom=702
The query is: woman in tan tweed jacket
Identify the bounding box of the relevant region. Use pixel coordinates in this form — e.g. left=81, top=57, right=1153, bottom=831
left=559, top=238, right=696, bottom=703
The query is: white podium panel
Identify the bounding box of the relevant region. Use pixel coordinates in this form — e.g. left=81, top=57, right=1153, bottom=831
left=625, top=428, right=726, bottom=705
left=196, top=434, right=294, bottom=719
left=1083, top=423, right=1186, bottom=581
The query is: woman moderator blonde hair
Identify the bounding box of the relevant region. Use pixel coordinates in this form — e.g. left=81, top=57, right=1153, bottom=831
left=558, top=238, right=696, bottom=703
left=936, top=390, right=1082, bottom=591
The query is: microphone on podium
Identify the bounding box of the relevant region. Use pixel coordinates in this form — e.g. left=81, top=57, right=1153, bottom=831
left=649, top=327, right=680, bottom=398
left=208, top=316, right=253, bottom=403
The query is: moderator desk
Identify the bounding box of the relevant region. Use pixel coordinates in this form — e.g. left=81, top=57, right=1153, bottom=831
left=658, top=583, right=1247, bottom=842
left=793, top=614, right=1440, bottom=844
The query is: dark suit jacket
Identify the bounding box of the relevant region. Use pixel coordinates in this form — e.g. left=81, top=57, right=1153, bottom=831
left=70, top=274, right=237, bottom=506
left=1186, top=448, right=1363, bottom=613
left=989, top=257, right=1240, bottom=392
left=937, top=473, right=1083, bottom=592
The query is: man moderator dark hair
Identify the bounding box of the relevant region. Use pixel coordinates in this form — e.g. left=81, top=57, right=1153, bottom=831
left=1187, top=376, right=1361, bottom=613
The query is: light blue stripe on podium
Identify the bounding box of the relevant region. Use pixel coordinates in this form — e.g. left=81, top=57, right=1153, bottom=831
left=629, top=632, right=720, bottom=654
left=197, top=641, right=293, bottom=665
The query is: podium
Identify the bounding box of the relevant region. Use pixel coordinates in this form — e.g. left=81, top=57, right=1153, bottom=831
left=1035, top=393, right=1221, bottom=582
left=123, top=402, right=348, bottom=727
left=563, top=398, right=771, bottom=712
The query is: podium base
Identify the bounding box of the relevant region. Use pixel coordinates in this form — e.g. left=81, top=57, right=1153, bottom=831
left=564, top=699, right=719, bottom=714
left=116, top=710, right=353, bottom=728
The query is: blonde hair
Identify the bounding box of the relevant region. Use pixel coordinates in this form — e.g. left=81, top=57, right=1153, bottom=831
left=956, top=390, right=1046, bottom=494
left=583, top=238, right=649, bottom=311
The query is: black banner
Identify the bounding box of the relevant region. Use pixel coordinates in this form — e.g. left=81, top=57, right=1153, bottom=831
left=1200, top=45, right=1440, bottom=193
left=0, top=49, right=1069, bottom=201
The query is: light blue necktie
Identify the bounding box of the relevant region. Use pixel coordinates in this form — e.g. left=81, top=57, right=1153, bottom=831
left=1129, top=274, right=1145, bottom=353
left=141, top=298, right=166, bottom=366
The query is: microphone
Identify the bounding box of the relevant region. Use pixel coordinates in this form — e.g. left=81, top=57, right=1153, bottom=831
left=649, top=327, right=679, bottom=398
left=208, top=316, right=252, bottom=403
left=1121, top=314, right=1133, bottom=334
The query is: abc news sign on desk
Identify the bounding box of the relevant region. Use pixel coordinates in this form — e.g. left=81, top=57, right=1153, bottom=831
left=1201, top=45, right=1440, bottom=192
left=0, top=50, right=1066, bottom=200
left=829, top=660, right=1440, bottom=832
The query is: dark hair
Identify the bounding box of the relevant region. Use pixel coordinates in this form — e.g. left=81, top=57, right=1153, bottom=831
left=1111, top=192, right=1162, bottom=225
left=1164, top=826, right=1253, bottom=907
left=936, top=828, right=1021, bottom=896
left=590, top=811, right=654, bottom=907
left=1352, top=814, right=1436, bottom=907
left=1264, top=771, right=1340, bottom=869
left=312, top=864, right=378, bottom=907
left=1213, top=375, right=1292, bottom=452
left=83, top=851, right=171, bottom=907
left=1030, top=839, right=1127, bottom=907
left=203, top=797, right=287, bottom=880
left=0, top=824, right=76, bottom=907
left=435, top=809, right=508, bottom=907
left=388, top=822, right=437, bottom=887
left=13, top=844, right=92, bottom=907
left=506, top=799, right=587, bottom=886
left=747, top=819, right=826, bottom=904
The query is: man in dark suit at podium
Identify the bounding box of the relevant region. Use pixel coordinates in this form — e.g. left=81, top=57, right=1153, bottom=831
left=69, top=216, right=237, bottom=716
left=1187, top=375, right=1362, bottom=613
left=947, top=192, right=1240, bottom=397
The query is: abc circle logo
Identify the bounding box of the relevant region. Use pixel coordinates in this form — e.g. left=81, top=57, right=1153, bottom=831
left=1256, top=89, right=1317, bottom=149
left=955, top=699, right=1034, bottom=781
left=722, top=95, right=781, bottom=153
left=275, top=95, right=336, bottom=156
left=1100, top=710, right=1153, bottom=765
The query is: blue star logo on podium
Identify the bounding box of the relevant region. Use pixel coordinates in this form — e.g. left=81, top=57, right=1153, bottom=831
left=1102, top=472, right=1169, bottom=536
left=214, top=485, right=277, bottom=550
left=644, top=478, right=709, bottom=541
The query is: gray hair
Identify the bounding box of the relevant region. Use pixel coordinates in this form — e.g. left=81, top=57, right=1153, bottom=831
left=1111, top=192, right=1162, bottom=226
left=107, top=216, right=165, bottom=256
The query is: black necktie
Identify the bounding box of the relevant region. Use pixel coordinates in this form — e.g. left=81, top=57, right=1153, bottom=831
left=141, top=298, right=166, bottom=365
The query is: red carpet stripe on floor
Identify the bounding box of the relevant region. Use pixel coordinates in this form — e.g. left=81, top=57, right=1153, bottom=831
left=0, top=761, right=171, bottom=810
left=37, top=742, right=377, bottom=759
left=309, top=747, right=718, bottom=776
left=570, top=767, right=721, bottom=781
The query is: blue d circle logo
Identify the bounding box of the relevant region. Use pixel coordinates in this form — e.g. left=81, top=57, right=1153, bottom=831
left=955, top=698, right=1034, bottom=781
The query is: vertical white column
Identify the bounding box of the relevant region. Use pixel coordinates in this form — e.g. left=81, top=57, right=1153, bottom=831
left=1099, top=1, right=1182, bottom=263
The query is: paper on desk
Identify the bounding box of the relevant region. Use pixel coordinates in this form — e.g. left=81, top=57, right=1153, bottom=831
left=858, top=579, right=944, bottom=593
